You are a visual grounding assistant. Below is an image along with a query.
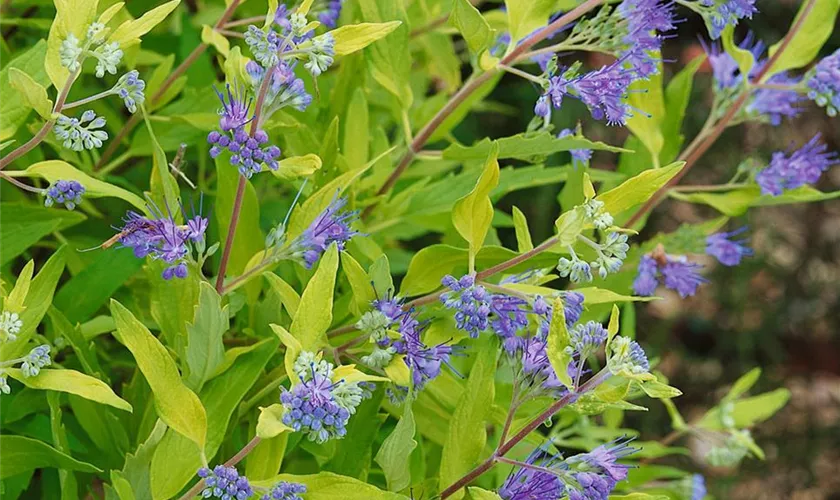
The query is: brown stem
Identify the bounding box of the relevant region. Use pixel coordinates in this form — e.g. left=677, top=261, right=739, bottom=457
left=624, top=0, right=817, bottom=227
left=95, top=0, right=243, bottom=169
left=177, top=436, right=261, bottom=500
left=364, top=0, right=605, bottom=218
left=0, top=69, right=79, bottom=170
left=215, top=176, right=247, bottom=293
left=0, top=172, right=44, bottom=193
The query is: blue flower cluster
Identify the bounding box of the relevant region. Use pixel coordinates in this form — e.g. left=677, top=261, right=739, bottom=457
left=633, top=253, right=708, bottom=298
left=706, top=227, right=753, bottom=266
left=617, top=0, right=677, bottom=78
left=290, top=197, right=359, bottom=268
left=197, top=465, right=253, bottom=499
left=280, top=353, right=373, bottom=443
left=44, top=180, right=85, bottom=210
left=21, top=344, right=52, bottom=377
left=499, top=439, right=639, bottom=500
left=261, top=481, right=307, bottom=500
left=115, top=70, right=146, bottom=113
left=557, top=129, right=593, bottom=168
left=686, top=0, right=757, bottom=39
left=756, top=134, right=838, bottom=196
left=314, top=0, right=344, bottom=29
left=808, top=48, right=840, bottom=117
left=116, top=201, right=208, bottom=280
left=441, top=274, right=491, bottom=338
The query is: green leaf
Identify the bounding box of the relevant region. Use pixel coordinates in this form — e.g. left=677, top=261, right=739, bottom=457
left=8, top=68, right=52, bottom=119
left=271, top=154, right=324, bottom=181
left=670, top=185, right=840, bottom=216
left=546, top=297, right=573, bottom=389
left=358, top=0, right=412, bottom=107
left=660, top=55, right=705, bottom=164
left=452, top=145, right=500, bottom=270
left=110, top=300, right=207, bottom=449
left=341, top=252, right=376, bottom=316
left=7, top=160, right=147, bottom=210
left=721, top=25, right=756, bottom=83
left=344, top=88, right=369, bottom=168
left=108, top=0, right=181, bottom=47
left=764, top=0, right=840, bottom=78
left=0, top=39, right=49, bottom=140
left=724, top=368, right=761, bottom=403
left=468, top=487, right=504, bottom=500
left=5, top=259, right=33, bottom=313
left=331, top=22, right=403, bottom=56
left=505, top=0, right=554, bottom=42
left=290, top=244, right=339, bottom=352
left=610, top=494, right=669, bottom=500
left=215, top=156, right=263, bottom=286
left=698, top=389, right=791, bottom=430
left=0, top=204, right=83, bottom=266
left=596, top=161, right=683, bottom=216
left=375, top=397, right=417, bottom=491
left=326, top=389, right=385, bottom=478
left=264, top=273, right=301, bottom=318
left=45, top=0, right=98, bottom=88
left=6, top=368, right=131, bottom=412
left=0, top=435, right=101, bottom=479
left=200, top=25, right=229, bottom=57
left=625, top=58, right=665, bottom=165
left=257, top=404, right=295, bottom=439
left=450, top=0, right=494, bottom=55
left=184, top=283, right=228, bottom=391
left=48, top=306, right=105, bottom=378
left=439, top=337, right=497, bottom=498
left=147, top=259, right=200, bottom=355
left=554, top=205, right=586, bottom=246
left=511, top=206, right=533, bottom=252
left=253, top=472, right=404, bottom=499
left=443, top=132, right=629, bottom=162
left=638, top=379, right=683, bottom=399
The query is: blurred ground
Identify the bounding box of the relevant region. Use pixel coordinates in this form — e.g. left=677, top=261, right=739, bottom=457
left=467, top=2, right=840, bottom=498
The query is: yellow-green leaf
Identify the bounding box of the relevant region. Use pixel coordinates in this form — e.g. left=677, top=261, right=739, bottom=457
left=625, top=58, right=665, bottom=164
left=256, top=404, right=294, bottom=439
left=546, top=297, right=573, bottom=389
left=271, top=154, right=323, bottom=180
left=290, top=244, right=339, bottom=352
left=110, top=300, right=207, bottom=449
left=596, top=161, right=683, bottom=216
left=505, top=0, right=554, bottom=42
left=5, top=260, right=34, bottom=313
left=511, top=206, right=533, bottom=252
left=8, top=68, right=53, bottom=119
left=45, top=0, right=99, bottom=88
left=764, top=0, right=840, bottom=79
left=331, top=22, right=403, bottom=56
left=450, top=0, right=493, bottom=55
left=721, top=25, right=756, bottom=83
left=7, top=368, right=132, bottom=412
left=452, top=144, right=500, bottom=270
left=201, top=25, right=230, bottom=58
left=341, top=252, right=375, bottom=315
left=7, top=160, right=146, bottom=211
left=383, top=356, right=411, bottom=386
left=109, top=0, right=181, bottom=47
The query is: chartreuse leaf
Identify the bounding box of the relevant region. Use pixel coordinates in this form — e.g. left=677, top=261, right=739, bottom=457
left=271, top=323, right=302, bottom=388
left=626, top=57, right=665, bottom=166
left=596, top=161, right=683, bottom=216
left=253, top=472, right=404, bottom=499
left=1, top=39, right=49, bottom=140
left=505, top=0, right=554, bottom=42
left=443, top=132, right=629, bottom=162
left=6, top=369, right=131, bottom=412
left=201, top=24, right=230, bottom=57
left=375, top=396, right=417, bottom=492
left=108, top=0, right=181, bottom=47
left=184, top=283, right=228, bottom=392
left=546, top=297, right=573, bottom=389
left=723, top=368, right=761, bottom=403
left=469, top=487, right=504, bottom=500
left=110, top=300, right=207, bottom=449
left=764, top=0, right=840, bottom=78
left=439, top=336, right=498, bottom=499
left=45, top=0, right=99, bottom=88
left=344, top=88, right=370, bottom=168
left=4, top=259, right=33, bottom=313
left=452, top=144, right=500, bottom=271
left=290, top=244, right=339, bottom=351
left=554, top=205, right=586, bottom=246
left=670, top=185, right=840, bottom=217
left=721, top=25, right=756, bottom=83
left=8, top=68, right=52, bottom=119
left=271, top=154, right=323, bottom=180
left=257, top=404, right=295, bottom=439
left=698, top=389, right=791, bottom=430
left=638, top=379, right=683, bottom=399
left=511, top=206, right=533, bottom=252
left=264, top=273, right=301, bottom=317
left=341, top=252, right=376, bottom=316
left=6, top=160, right=147, bottom=210
left=1, top=247, right=66, bottom=360
left=0, top=435, right=101, bottom=479
left=358, top=0, right=412, bottom=107
left=331, top=22, right=403, bottom=56
left=450, top=0, right=494, bottom=55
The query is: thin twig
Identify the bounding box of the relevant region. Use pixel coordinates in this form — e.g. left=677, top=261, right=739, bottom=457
left=0, top=171, right=44, bottom=194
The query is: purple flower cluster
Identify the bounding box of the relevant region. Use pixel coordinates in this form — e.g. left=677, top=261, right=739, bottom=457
left=706, top=227, right=753, bottom=266
left=261, top=481, right=307, bottom=500
left=747, top=72, right=804, bottom=126
left=499, top=448, right=567, bottom=500
left=314, top=0, right=343, bottom=28
left=394, top=310, right=462, bottom=390
left=540, top=60, right=640, bottom=125
left=116, top=202, right=208, bottom=280
left=756, top=134, right=838, bottom=196
left=489, top=295, right=531, bottom=352
left=633, top=254, right=707, bottom=298
left=698, top=0, right=758, bottom=39
left=281, top=370, right=352, bottom=443
left=807, top=48, right=840, bottom=117
left=534, top=292, right=585, bottom=338
left=441, top=274, right=492, bottom=338
left=197, top=465, right=254, bottom=500
left=618, top=0, right=677, bottom=78
left=566, top=438, right=637, bottom=499
left=44, top=180, right=85, bottom=210
left=246, top=61, right=313, bottom=113
left=207, top=85, right=282, bottom=178
left=290, top=197, right=359, bottom=268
